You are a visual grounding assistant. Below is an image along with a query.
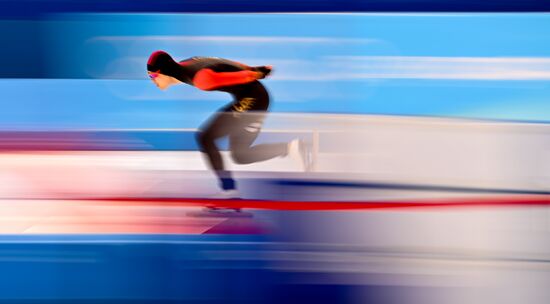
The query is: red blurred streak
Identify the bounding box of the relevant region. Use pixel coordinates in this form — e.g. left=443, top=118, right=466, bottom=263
left=85, top=195, right=550, bottom=211
left=0, top=132, right=142, bottom=151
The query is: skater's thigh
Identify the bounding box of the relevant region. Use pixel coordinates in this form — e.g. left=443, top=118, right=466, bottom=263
left=199, top=106, right=239, bottom=140
left=229, top=111, right=267, bottom=150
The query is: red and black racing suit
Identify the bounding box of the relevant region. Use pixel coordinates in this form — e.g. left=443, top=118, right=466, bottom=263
left=176, top=57, right=288, bottom=190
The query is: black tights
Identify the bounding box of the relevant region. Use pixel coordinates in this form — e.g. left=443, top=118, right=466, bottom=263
left=196, top=110, right=287, bottom=190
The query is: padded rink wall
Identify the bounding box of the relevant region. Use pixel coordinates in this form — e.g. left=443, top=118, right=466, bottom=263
left=0, top=113, right=548, bottom=199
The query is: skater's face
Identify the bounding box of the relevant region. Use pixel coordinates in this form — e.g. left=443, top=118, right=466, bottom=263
left=148, top=71, right=175, bottom=90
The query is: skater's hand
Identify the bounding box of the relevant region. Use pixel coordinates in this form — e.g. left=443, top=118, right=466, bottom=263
left=254, top=65, right=273, bottom=79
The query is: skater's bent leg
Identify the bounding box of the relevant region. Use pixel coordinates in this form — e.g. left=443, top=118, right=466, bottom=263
left=196, top=131, right=236, bottom=190
left=196, top=111, right=238, bottom=190
left=196, top=131, right=223, bottom=171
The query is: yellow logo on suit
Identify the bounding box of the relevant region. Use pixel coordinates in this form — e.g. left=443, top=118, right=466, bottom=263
left=233, top=97, right=256, bottom=113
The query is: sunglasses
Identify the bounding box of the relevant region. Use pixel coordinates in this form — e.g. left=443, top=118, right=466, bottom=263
left=148, top=71, right=161, bottom=79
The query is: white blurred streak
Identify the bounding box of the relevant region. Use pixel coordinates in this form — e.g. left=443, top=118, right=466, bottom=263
left=325, top=56, right=550, bottom=80
left=89, top=35, right=378, bottom=44
left=92, top=34, right=550, bottom=81
left=0, top=152, right=154, bottom=198
left=98, top=54, right=550, bottom=82
left=86, top=35, right=550, bottom=81
left=0, top=113, right=548, bottom=199
left=87, top=34, right=377, bottom=80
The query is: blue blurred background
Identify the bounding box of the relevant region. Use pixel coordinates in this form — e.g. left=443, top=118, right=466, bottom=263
left=1, top=12, right=550, bottom=130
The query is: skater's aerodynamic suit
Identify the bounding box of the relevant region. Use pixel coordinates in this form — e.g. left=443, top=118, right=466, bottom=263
left=147, top=51, right=288, bottom=191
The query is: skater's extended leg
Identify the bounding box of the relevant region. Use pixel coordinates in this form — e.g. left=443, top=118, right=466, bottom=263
left=229, top=113, right=287, bottom=164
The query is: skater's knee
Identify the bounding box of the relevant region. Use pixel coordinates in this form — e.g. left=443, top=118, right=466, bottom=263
left=196, top=131, right=212, bottom=151
left=230, top=150, right=250, bottom=164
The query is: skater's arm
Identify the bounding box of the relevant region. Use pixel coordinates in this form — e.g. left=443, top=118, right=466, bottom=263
left=224, top=60, right=273, bottom=78
left=226, top=60, right=253, bottom=70
left=193, top=65, right=273, bottom=91
left=193, top=68, right=263, bottom=90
